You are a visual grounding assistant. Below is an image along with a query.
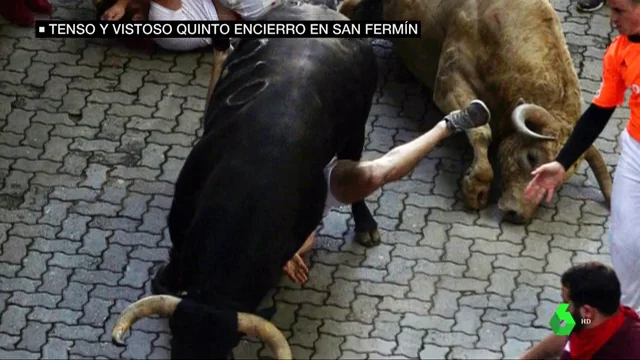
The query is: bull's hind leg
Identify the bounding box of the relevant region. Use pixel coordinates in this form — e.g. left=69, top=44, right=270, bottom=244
left=433, top=54, right=493, bottom=209
left=337, top=128, right=381, bottom=248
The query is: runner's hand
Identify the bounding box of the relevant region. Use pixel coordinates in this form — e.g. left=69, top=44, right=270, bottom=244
left=524, top=161, right=566, bottom=204
left=102, top=4, right=126, bottom=20
left=283, top=253, right=309, bottom=284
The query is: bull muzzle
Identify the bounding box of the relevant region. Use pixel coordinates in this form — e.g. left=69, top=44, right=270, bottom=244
left=511, top=104, right=556, bottom=141
left=112, top=295, right=292, bottom=360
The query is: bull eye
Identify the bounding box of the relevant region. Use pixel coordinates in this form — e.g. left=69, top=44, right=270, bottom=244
left=519, top=150, right=539, bottom=170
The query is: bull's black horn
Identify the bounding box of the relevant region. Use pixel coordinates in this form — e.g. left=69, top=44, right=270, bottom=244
left=111, top=295, right=181, bottom=346
left=237, top=312, right=292, bottom=360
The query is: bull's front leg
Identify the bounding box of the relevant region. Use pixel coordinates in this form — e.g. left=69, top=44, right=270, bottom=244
left=433, top=65, right=493, bottom=210
left=461, top=125, right=493, bottom=209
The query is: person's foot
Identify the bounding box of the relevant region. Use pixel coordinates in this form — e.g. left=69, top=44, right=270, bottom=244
left=283, top=253, right=309, bottom=284
left=0, top=0, right=35, bottom=27
left=576, top=0, right=604, bottom=12
left=444, top=99, right=491, bottom=134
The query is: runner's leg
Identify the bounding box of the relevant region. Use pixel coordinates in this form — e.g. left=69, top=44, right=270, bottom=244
left=330, top=100, right=491, bottom=205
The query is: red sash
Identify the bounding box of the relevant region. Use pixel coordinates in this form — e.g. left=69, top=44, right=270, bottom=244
left=569, top=306, right=640, bottom=359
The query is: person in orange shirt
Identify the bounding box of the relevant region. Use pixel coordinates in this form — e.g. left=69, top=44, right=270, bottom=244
left=525, top=0, right=640, bottom=314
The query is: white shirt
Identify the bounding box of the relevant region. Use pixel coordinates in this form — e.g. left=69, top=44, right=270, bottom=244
left=149, top=0, right=219, bottom=51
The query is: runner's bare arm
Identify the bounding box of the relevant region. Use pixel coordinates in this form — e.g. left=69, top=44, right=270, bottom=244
left=520, top=333, right=567, bottom=360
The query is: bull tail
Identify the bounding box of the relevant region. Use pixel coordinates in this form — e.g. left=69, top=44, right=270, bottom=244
left=584, top=145, right=612, bottom=208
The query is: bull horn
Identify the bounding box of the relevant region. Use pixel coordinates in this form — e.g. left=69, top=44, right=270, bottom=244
left=112, top=295, right=181, bottom=345
left=112, top=295, right=292, bottom=360
left=512, top=103, right=556, bottom=140
left=237, top=313, right=292, bottom=360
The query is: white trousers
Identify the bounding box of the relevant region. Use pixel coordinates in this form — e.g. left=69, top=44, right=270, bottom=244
left=323, top=157, right=347, bottom=217
left=609, top=128, right=640, bottom=314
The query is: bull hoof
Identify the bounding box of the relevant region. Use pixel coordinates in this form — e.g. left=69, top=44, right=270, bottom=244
left=462, top=172, right=492, bottom=210
left=355, top=229, right=381, bottom=248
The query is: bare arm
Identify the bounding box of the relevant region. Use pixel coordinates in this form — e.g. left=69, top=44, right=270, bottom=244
left=520, top=334, right=567, bottom=360
left=554, top=103, right=616, bottom=170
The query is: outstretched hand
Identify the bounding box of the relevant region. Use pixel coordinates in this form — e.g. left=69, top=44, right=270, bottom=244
left=283, top=253, right=309, bottom=284
left=524, top=161, right=566, bottom=205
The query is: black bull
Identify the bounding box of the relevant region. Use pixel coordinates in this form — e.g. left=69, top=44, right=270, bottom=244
left=110, top=2, right=380, bottom=359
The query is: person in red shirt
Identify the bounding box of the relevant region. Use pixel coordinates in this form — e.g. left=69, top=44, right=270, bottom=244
left=521, top=261, right=640, bottom=360
left=0, top=0, right=52, bottom=27
left=525, top=0, right=640, bottom=315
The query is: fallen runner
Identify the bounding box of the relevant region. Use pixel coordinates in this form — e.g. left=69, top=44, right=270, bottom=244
left=95, top=0, right=281, bottom=51
left=283, top=100, right=492, bottom=284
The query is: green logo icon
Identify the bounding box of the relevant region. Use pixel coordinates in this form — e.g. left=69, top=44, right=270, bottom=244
left=550, top=303, right=576, bottom=335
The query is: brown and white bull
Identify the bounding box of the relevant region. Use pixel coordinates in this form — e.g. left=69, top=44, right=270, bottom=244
left=339, top=0, right=613, bottom=223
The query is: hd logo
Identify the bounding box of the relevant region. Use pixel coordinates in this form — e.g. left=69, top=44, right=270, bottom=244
left=549, top=303, right=592, bottom=335
left=550, top=303, right=576, bottom=336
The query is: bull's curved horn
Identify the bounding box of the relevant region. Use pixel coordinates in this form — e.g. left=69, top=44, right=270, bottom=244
left=112, top=295, right=292, bottom=360
left=112, top=295, right=181, bottom=345
left=512, top=104, right=556, bottom=140
left=237, top=313, right=292, bottom=360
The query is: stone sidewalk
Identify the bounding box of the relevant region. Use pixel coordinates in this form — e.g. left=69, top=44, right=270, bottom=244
left=0, top=0, right=623, bottom=358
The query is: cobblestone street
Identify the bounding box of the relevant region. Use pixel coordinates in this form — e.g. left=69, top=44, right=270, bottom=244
left=0, top=0, right=624, bottom=358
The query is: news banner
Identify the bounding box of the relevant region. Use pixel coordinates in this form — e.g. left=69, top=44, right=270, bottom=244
left=34, top=20, right=421, bottom=39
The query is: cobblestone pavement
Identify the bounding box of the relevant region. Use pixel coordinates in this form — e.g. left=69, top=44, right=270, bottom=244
left=0, top=0, right=623, bottom=358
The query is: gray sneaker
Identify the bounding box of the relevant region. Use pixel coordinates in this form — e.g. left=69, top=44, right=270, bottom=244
left=577, top=0, right=604, bottom=12
left=443, top=100, right=491, bottom=134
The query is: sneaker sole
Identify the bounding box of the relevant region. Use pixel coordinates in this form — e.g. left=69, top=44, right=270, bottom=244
left=577, top=2, right=604, bottom=12
left=469, top=99, right=492, bottom=123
